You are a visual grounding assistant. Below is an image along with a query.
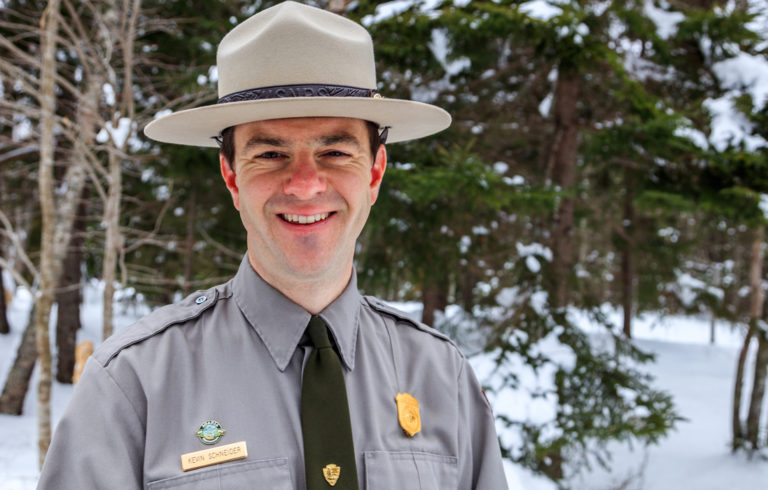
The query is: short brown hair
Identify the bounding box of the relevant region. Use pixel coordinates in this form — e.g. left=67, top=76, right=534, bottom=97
left=219, top=120, right=382, bottom=171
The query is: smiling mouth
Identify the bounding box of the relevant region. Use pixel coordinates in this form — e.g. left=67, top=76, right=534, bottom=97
left=279, top=212, right=333, bottom=225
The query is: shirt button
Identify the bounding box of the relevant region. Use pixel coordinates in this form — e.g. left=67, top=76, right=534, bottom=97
left=195, top=295, right=207, bottom=305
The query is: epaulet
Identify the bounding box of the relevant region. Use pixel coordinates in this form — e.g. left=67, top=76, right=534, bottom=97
left=94, top=283, right=232, bottom=366
left=363, top=296, right=456, bottom=346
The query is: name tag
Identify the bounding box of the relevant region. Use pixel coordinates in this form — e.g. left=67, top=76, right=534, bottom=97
left=181, top=441, right=248, bottom=472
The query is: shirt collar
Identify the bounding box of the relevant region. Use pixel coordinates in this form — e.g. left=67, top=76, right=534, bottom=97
left=232, top=255, right=361, bottom=372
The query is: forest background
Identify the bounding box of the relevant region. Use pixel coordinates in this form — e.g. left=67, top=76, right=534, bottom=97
left=1, top=0, right=767, bottom=487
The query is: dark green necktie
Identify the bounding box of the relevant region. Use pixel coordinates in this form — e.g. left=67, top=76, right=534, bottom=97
left=301, top=316, right=359, bottom=490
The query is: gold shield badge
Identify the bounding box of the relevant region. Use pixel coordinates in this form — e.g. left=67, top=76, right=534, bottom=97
left=322, top=463, right=341, bottom=486
left=395, top=392, right=421, bottom=437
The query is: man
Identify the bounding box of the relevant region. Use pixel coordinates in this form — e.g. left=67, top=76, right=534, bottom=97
left=38, top=2, right=508, bottom=489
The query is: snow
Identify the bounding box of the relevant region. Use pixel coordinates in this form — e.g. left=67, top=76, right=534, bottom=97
left=459, top=235, right=472, bottom=253
left=102, top=82, right=116, bottom=107
left=12, top=118, right=33, bottom=142
left=643, top=0, right=685, bottom=39
left=430, top=29, right=471, bottom=76
left=516, top=242, right=553, bottom=262
left=505, top=175, right=526, bottom=186
left=761, top=194, right=768, bottom=219
left=494, top=162, right=509, bottom=174
left=152, top=108, right=173, bottom=120
left=2, top=283, right=768, bottom=488
left=672, top=271, right=725, bottom=307
left=361, top=0, right=442, bottom=26
left=525, top=255, right=541, bottom=273
left=96, top=117, right=134, bottom=148
left=704, top=96, right=767, bottom=152
left=519, top=0, right=562, bottom=22
left=568, top=337, right=768, bottom=489
left=538, top=93, right=553, bottom=117
left=107, top=117, right=133, bottom=148
left=702, top=33, right=768, bottom=152
left=208, top=65, right=219, bottom=83
left=712, top=52, right=768, bottom=109
left=674, top=124, right=710, bottom=150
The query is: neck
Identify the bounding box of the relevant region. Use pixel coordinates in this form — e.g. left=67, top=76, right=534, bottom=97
left=246, top=253, right=352, bottom=314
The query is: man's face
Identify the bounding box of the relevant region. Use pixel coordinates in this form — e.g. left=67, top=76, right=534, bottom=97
left=220, top=117, right=386, bottom=287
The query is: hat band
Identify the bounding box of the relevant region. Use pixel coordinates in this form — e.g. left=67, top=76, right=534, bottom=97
left=218, top=83, right=380, bottom=104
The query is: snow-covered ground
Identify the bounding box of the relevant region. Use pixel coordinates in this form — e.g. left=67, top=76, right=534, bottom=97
left=2, top=283, right=767, bottom=489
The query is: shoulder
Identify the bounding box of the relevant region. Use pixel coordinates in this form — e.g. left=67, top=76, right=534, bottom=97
left=93, top=281, right=234, bottom=367
left=362, top=295, right=461, bottom=353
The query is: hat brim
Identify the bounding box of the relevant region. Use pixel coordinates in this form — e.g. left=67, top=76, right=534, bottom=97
left=144, top=97, right=451, bottom=147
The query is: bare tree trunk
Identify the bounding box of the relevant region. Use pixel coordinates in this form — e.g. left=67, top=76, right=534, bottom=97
left=461, top=268, right=476, bottom=312
left=0, top=206, right=9, bottom=334
left=55, top=189, right=86, bottom=383
left=0, top=233, right=9, bottom=335
left=548, top=70, right=580, bottom=309
left=710, top=267, right=721, bottom=345
left=102, top=0, right=140, bottom=340
left=8, top=189, right=36, bottom=283
left=0, top=306, right=37, bottom=415
left=746, top=334, right=768, bottom=452
left=102, top=150, right=122, bottom=340
left=36, top=0, right=63, bottom=466
left=745, top=227, right=767, bottom=452
left=421, top=284, right=448, bottom=327
left=0, top=278, right=8, bottom=335
left=733, top=322, right=756, bottom=452
left=541, top=68, right=580, bottom=479
left=621, top=170, right=635, bottom=338
left=182, top=189, right=197, bottom=297
left=733, top=227, right=764, bottom=451
left=422, top=289, right=437, bottom=327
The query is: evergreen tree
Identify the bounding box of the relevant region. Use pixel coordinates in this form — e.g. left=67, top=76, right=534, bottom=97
left=355, top=0, right=684, bottom=482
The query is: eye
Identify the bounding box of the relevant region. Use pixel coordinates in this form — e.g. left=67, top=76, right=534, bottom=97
left=322, top=150, right=350, bottom=158
left=257, top=151, right=283, bottom=159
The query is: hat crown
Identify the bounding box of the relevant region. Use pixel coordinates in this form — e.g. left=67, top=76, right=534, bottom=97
left=217, top=1, right=376, bottom=97
left=143, top=1, right=451, bottom=147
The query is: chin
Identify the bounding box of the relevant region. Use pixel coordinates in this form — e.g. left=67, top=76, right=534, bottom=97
left=284, top=256, right=346, bottom=281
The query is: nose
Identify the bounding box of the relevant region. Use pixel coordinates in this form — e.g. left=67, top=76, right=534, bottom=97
left=282, top=153, right=326, bottom=199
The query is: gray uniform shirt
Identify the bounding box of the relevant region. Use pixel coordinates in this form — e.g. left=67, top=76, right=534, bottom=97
left=39, top=257, right=508, bottom=489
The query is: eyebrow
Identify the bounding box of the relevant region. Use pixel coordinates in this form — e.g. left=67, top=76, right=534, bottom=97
left=316, top=132, right=363, bottom=150
left=242, top=136, right=288, bottom=153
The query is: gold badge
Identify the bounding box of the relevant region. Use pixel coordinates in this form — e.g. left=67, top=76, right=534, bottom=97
left=395, top=392, right=421, bottom=437
left=322, top=463, right=341, bottom=486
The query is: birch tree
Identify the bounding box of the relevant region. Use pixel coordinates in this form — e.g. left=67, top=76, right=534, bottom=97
left=744, top=227, right=766, bottom=451
left=36, top=0, right=63, bottom=466
left=0, top=1, right=89, bottom=423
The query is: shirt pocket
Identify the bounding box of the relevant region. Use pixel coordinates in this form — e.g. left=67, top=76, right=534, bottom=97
left=146, top=457, right=292, bottom=490
left=364, top=450, right=458, bottom=490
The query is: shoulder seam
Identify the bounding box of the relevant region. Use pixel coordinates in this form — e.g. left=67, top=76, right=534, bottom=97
left=362, top=296, right=458, bottom=348
left=99, top=286, right=232, bottom=367
left=90, top=356, right=144, bottom=424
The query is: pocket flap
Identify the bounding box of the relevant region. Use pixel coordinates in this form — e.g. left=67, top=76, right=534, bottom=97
left=365, top=451, right=457, bottom=490
left=147, top=457, right=292, bottom=489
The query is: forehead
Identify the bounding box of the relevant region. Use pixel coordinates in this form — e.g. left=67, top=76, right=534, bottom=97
left=232, top=117, right=369, bottom=146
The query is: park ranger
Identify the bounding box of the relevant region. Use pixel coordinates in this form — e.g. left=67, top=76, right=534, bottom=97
left=38, top=2, right=509, bottom=489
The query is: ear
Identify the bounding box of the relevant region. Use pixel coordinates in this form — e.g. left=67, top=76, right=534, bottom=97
left=220, top=154, right=240, bottom=210
left=369, top=144, right=387, bottom=205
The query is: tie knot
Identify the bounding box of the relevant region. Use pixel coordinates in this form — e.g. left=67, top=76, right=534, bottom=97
left=307, top=316, right=332, bottom=349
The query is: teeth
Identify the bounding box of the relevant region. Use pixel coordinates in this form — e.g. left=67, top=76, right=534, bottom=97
left=282, top=212, right=330, bottom=224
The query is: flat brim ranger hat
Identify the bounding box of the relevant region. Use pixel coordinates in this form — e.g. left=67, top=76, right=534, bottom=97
left=144, top=1, right=451, bottom=147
